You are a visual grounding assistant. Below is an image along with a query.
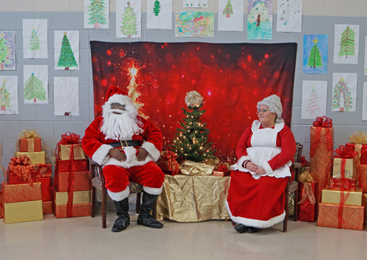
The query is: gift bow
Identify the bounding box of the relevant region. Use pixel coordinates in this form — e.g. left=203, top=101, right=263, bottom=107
left=59, top=132, right=81, bottom=144
left=9, top=156, right=35, bottom=187
left=218, top=164, right=229, bottom=171
left=18, top=129, right=41, bottom=139
left=298, top=183, right=316, bottom=205
left=162, top=150, right=179, bottom=175
left=313, top=116, right=333, bottom=128
left=333, top=145, right=357, bottom=159
left=349, top=131, right=367, bottom=145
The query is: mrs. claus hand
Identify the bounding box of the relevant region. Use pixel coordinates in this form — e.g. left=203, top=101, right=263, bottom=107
left=108, top=148, right=126, bottom=161
left=255, top=167, right=266, bottom=176
left=137, top=148, right=148, bottom=161
left=246, top=162, right=259, bottom=172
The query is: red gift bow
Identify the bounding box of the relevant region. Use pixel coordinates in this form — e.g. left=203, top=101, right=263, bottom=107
left=298, top=182, right=316, bottom=205
left=333, top=145, right=356, bottom=159
left=312, top=116, right=333, bottom=128
left=59, top=132, right=81, bottom=144
left=9, top=156, right=35, bottom=187
left=300, top=156, right=310, bottom=167
left=162, top=150, right=179, bottom=175
left=218, top=164, right=229, bottom=171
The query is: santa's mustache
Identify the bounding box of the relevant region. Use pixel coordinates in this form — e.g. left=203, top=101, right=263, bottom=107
left=110, top=108, right=126, bottom=115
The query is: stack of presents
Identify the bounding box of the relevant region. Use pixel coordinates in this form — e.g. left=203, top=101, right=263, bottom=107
left=297, top=116, right=366, bottom=231
left=1, top=130, right=92, bottom=223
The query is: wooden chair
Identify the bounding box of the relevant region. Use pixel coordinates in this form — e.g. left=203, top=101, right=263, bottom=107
left=90, top=162, right=156, bottom=229
left=282, top=142, right=303, bottom=232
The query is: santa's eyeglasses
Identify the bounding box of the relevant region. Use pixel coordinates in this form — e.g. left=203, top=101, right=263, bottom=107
left=111, top=103, right=126, bottom=110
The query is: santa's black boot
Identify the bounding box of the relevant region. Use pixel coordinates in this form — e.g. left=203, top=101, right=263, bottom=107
left=137, top=192, right=163, bottom=228
left=111, top=198, right=130, bottom=232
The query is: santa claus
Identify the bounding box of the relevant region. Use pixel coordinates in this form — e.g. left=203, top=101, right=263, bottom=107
left=82, top=86, right=165, bottom=232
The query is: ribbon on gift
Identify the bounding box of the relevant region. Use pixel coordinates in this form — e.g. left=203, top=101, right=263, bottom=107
left=8, top=156, right=35, bottom=187
left=162, top=150, right=180, bottom=175
left=180, top=160, right=215, bottom=175
left=310, top=116, right=333, bottom=157
left=298, top=170, right=315, bottom=205
left=349, top=131, right=367, bottom=145
left=17, top=129, right=41, bottom=152
left=35, top=164, right=52, bottom=177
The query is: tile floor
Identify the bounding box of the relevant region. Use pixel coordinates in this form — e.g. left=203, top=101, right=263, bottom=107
left=0, top=212, right=366, bottom=260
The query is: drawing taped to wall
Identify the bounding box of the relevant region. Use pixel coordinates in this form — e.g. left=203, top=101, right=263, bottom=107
left=54, top=77, right=79, bottom=116
left=363, top=83, right=367, bottom=120
left=0, top=31, right=15, bottom=71
left=303, top=34, right=328, bottom=74
left=147, top=0, right=172, bottom=29
left=116, top=0, right=142, bottom=38
left=218, top=0, right=244, bottom=31
left=333, top=24, right=359, bottom=64
left=23, top=65, right=48, bottom=104
left=332, top=73, right=357, bottom=112
left=175, top=12, right=215, bottom=37
left=276, top=0, right=302, bottom=33
left=302, top=80, right=327, bottom=119
left=84, top=0, right=109, bottom=28
left=54, top=31, right=79, bottom=71
left=247, top=0, right=273, bottom=40
left=0, top=76, right=18, bottom=114
left=23, top=19, right=48, bottom=59
left=183, top=0, right=208, bottom=8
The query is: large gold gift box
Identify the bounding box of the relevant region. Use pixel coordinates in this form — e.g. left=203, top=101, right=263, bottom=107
left=321, top=186, right=362, bottom=206
left=59, top=144, right=86, bottom=160
left=54, top=190, right=92, bottom=205
left=332, top=158, right=355, bottom=179
left=15, top=151, right=45, bottom=166
left=3, top=201, right=43, bottom=224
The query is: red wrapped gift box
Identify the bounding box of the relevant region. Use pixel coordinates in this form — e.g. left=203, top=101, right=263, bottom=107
left=56, top=171, right=91, bottom=192
left=212, top=170, right=231, bottom=177
left=329, top=177, right=356, bottom=191
left=2, top=182, right=42, bottom=203
left=43, top=201, right=53, bottom=214
left=0, top=191, right=2, bottom=219
left=34, top=164, right=52, bottom=178
left=8, top=170, right=36, bottom=185
left=345, top=143, right=367, bottom=165
left=57, top=159, right=89, bottom=172
left=298, top=182, right=318, bottom=222
left=53, top=203, right=92, bottom=218
left=19, top=138, right=42, bottom=152
left=36, top=177, right=52, bottom=201
left=360, top=164, right=367, bottom=193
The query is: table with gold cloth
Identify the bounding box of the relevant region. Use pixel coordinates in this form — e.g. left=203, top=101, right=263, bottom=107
left=156, top=175, right=231, bottom=222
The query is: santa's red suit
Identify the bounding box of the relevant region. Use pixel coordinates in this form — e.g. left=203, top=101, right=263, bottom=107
left=226, top=120, right=296, bottom=228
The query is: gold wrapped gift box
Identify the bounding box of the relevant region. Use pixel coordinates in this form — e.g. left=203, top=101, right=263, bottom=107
left=54, top=190, right=92, bottom=205
left=332, top=158, right=355, bottom=179
left=15, top=151, right=45, bottom=166
left=59, top=144, right=86, bottom=160
left=321, top=186, right=362, bottom=206
left=3, top=200, right=43, bottom=224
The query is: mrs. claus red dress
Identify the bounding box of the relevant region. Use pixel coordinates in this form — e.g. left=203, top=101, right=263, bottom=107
left=226, top=120, right=296, bottom=228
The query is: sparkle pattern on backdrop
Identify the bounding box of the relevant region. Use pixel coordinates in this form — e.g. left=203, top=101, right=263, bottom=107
left=91, top=42, right=297, bottom=161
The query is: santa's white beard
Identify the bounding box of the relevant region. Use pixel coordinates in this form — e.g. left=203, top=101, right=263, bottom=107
left=101, top=108, right=143, bottom=141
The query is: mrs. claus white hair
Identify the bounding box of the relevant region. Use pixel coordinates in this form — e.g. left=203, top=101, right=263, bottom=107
left=257, top=94, right=284, bottom=123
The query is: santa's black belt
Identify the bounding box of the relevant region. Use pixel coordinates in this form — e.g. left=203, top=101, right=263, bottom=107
left=109, top=140, right=142, bottom=148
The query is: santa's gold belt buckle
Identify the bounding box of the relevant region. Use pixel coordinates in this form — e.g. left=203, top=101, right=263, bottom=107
left=120, top=140, right=129, bottom=147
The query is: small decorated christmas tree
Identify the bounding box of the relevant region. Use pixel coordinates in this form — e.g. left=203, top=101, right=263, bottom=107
left=338, top=26, right=355, bottom=59
left=223, top=0, right=234, bottom=18
left=171, top=91, right=216, bottom=162
left=308, top=38, right=322, bottom=68
left=30, top=28, right=40, bottom=51
left=120, top=2, right=138, bottom=38
left=57, top=32, right=78, bottom=70
left=24, top=73, right=46, bottom=103
left=306, top=86, right=320, bottom=113
left=88, top=0, right=107, bottom=28
left=153, top=0, right=161, bottom=16
left=0, top=34, right=10, bottom=70
left=0, top=79, right=11, bottom=111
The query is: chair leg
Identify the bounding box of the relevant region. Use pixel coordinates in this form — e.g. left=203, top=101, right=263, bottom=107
left=102, top=184, right=107, bottom=229
left=294, top=189, right=299, bottom=221
left=136, top=192, right=141, bottom=214
left=283, top=186, right=289, bottom=232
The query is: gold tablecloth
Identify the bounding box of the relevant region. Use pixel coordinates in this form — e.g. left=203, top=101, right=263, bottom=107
left=156, top=175, right=230, bottom=222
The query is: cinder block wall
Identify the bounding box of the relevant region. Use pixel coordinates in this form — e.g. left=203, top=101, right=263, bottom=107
left=1, top=0, right=367, bottom=184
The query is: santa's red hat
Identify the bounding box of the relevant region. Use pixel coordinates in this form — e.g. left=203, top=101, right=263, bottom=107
left=105, top=86, right=130, bottom=104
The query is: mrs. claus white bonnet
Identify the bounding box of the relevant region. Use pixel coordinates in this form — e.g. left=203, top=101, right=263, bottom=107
left=257, top=94, right=284, bottom=123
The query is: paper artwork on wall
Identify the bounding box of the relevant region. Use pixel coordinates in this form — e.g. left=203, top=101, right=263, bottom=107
left=116, top=0, right=142, bottom=38
left=147, top=0, right=173, bottom=29
left=276, top=0, right=302, bottom=33
left=84, top=0, right=109, bottom=28
left=23, top=19, right=48, bottom=59
left=0, top=76, right=18, bottom=114
left=54, top=31, right=79, bottom=71
left=218, top=0, right=244, bottom=31
left=23, top=65, right=48, bottom=104
left=332, top=73, right=357, bottom=112
left=364, top=37, right=367, bottom=75
left=333, top=24, right=359, bottom=64
left=54, top=77, right=79, bottom=116
left=301, top=80, right=327, bottom=119
left=183, top=0, right=208, bottom=8
left=247, top=0, right=273, bottom=40
left=303, top=34, right=328, bottom=74
left=363, top=83, right=367, bottom=120
left=0, top=31, right=15, bottom=70
left=175, top=12, right=215, bottom=37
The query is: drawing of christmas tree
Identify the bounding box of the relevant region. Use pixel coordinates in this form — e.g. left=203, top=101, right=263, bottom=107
left=120, top=2, right=138, bottom=38
left=24, top=73, right=46, bottom=103
left=55, top=77, right=78, bottom=116
left=338, top=26, right=355, bottom=59
left=57, top=32, right=78, bottom=70
left=88, top=0, right=107, bottom=28
left=308, top=38, right=322, bottom=68
left=30, top=28, right=40, bottom=51
left=127, top=63, right=148, bottom=118
left=332, top=78, right=353, bottom=111
left=306, top=86, right=320, bottom=113
left=248, top=2, right=270, bottom=27
left=153, top=0, right=161, bottom=16
left=0, top=34, right=10, bottom=70
left=223, top=0, right=234, bottom=18
left=0, top=79, right=11, bottom=111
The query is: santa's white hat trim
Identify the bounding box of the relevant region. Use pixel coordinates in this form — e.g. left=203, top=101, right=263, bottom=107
left=142, top=141, right=160, bottom=162
left=107, top=186, right=130, bottom=201
left=225, top=201, right=285, bottom=228
left=107, top=94, right=131, bottom=105
left=143, top=185, right=163, bottom=195
left=92, top=144, right=113, bottom=165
